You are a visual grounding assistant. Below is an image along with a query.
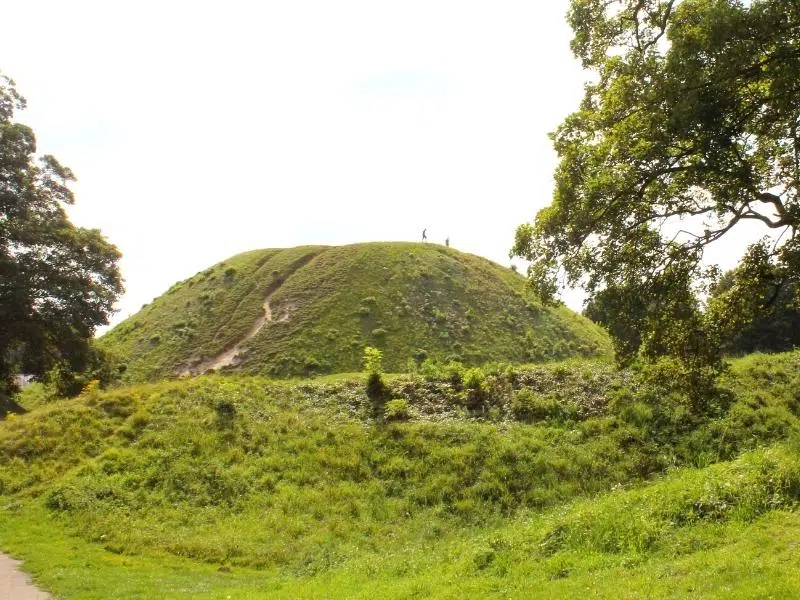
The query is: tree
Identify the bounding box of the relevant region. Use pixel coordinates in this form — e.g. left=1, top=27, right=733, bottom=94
left=0, top=74, right=123, bottom=405
left=513, top=0, right=800, bottom=367
left=708, top=240, right=800, bottom=355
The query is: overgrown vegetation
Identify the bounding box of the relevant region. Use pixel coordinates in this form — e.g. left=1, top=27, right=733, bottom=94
left=1, top=352, right=799, bottom=597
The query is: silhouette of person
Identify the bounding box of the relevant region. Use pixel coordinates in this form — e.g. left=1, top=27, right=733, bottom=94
left=445, top=237, right=450, bottom=247
left=422, top=228, right=427, bottom=242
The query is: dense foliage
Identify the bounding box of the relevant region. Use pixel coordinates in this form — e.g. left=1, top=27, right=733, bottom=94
left=711, top=258, right=800, bottom=355
left=513, top=0, right=800, bottom=369
left=2, top=352, right=800, bottom=597
left=0, top=75, right=122, bottom=406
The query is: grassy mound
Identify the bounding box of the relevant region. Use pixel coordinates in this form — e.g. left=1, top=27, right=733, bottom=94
left=99, top=242, right=611, bottom=381
left=2, top=352, right=800, bottom=598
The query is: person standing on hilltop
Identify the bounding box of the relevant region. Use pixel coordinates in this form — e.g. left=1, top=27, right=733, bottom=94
left=422, top=228, right=427, bottom=242
left=445, top=237, right=450, bottom=247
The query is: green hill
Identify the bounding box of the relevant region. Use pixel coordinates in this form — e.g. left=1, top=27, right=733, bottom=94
left=100, top=242, right=611, bottom=382
left=2, top=352, right=800, bottom=598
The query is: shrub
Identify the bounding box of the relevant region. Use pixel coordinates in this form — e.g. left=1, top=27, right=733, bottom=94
left=362, top=296, right=377, bottom=306
left=364, top=347, right=389, bottom=403
left=79, top=380, right=102, bottom=397
left=363, top=347, right=383, bottom=375
left=304, top=357, right=322, bottom=373
left=371, top=328, right=387, bottom=339
left=413, top=348, right=428, bottom=364
left=462, top=367, right=487, bottom=408
left=420, top=359, right=441, bottom=381
left=13, top=382, right=55, bottom=411
left=463, top=367, right=486, bottom=391
left=384, top=399, right=410, bottom=421
left=358, top=306, right=371, bottom=317
left=511, top=389, right=561, bottom=423
left=445, top=362, right=466, bottom=387
left=215, top=400, right=236, bottom=427
left=637, top=357, right=725, bottom=415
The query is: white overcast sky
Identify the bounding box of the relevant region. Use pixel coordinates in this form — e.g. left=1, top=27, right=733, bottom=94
left=2, top=1, right=761, bottom=329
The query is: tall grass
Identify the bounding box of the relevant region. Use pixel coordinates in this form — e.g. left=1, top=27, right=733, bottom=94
left=1, top=352, right=800, bottom=597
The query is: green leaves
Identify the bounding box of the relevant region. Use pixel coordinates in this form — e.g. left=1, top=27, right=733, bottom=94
left=0, top=74, right=122, bottom=391
left=514, top=0, right=800, bottom=375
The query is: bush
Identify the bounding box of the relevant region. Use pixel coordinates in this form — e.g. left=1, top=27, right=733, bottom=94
left=13, top=382, right=55, bottom=411
left=445, top=362, right=466, bottom=387
left=304, top=357, right=322, bottom=373
left=462, top=367, right=487, bottom=408
left=463, top=367, right=485, bottom=391
left=511, top=389, right=561, bottom=423
left=363, top=347, right=383, bottom=375
left=420, top=359, right=442, bottom=381
left=384, top=399, right=410, bottom=421
left=215, top=400, right=236, bottom=427
left=364, top=347, right=389, bottom=403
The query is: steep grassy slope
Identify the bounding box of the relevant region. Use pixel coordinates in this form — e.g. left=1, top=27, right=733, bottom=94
left=2, top=353, right=800, bottom=598
left=99, top=242, right=611, bottom=381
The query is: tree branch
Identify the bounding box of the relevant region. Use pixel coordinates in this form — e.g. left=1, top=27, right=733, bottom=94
left=756, top=191, right=789, bottom=221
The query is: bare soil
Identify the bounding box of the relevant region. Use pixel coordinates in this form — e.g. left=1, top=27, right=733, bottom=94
left=0, top=554, right=50, bottom=600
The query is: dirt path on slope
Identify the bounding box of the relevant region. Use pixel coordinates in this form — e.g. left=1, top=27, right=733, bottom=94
left=0, top=554, right=50, bottom=600
left=178, top=251, right=321, bottom=377
left=184, top=296, right=274, bottom=375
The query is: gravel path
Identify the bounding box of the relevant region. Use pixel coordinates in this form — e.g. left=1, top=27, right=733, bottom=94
left=0, top=554, right=50, bottom=599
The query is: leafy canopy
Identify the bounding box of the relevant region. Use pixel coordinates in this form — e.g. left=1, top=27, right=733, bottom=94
left=513, top=0, right=800, bottom=365
left=709, top=243, right=800, bottom=355
left=0, top=74, right=122, bottom=396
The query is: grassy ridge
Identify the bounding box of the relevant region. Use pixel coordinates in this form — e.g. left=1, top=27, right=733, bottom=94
left=2, top=454, right=800, bottom=599
left=2, top=352, right=800, bottom=598
left=99, top=242, right=611, bottom=381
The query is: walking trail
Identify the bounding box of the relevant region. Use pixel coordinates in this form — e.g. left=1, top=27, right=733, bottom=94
left=178, top=252, right=316, bottom=377
left=0, top=554, right=50, bottom=600
left=180, top=296, right=274, bottom=376
left=191, top=296, right=274, bottom=374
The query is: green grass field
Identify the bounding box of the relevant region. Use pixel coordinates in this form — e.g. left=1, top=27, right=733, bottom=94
left=99, top=242, right=611, bottom=381
left=2, top=352, right=800, bottom=598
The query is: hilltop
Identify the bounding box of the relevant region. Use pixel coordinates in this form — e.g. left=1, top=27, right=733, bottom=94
left=100, top=242, right=611, bottom=382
